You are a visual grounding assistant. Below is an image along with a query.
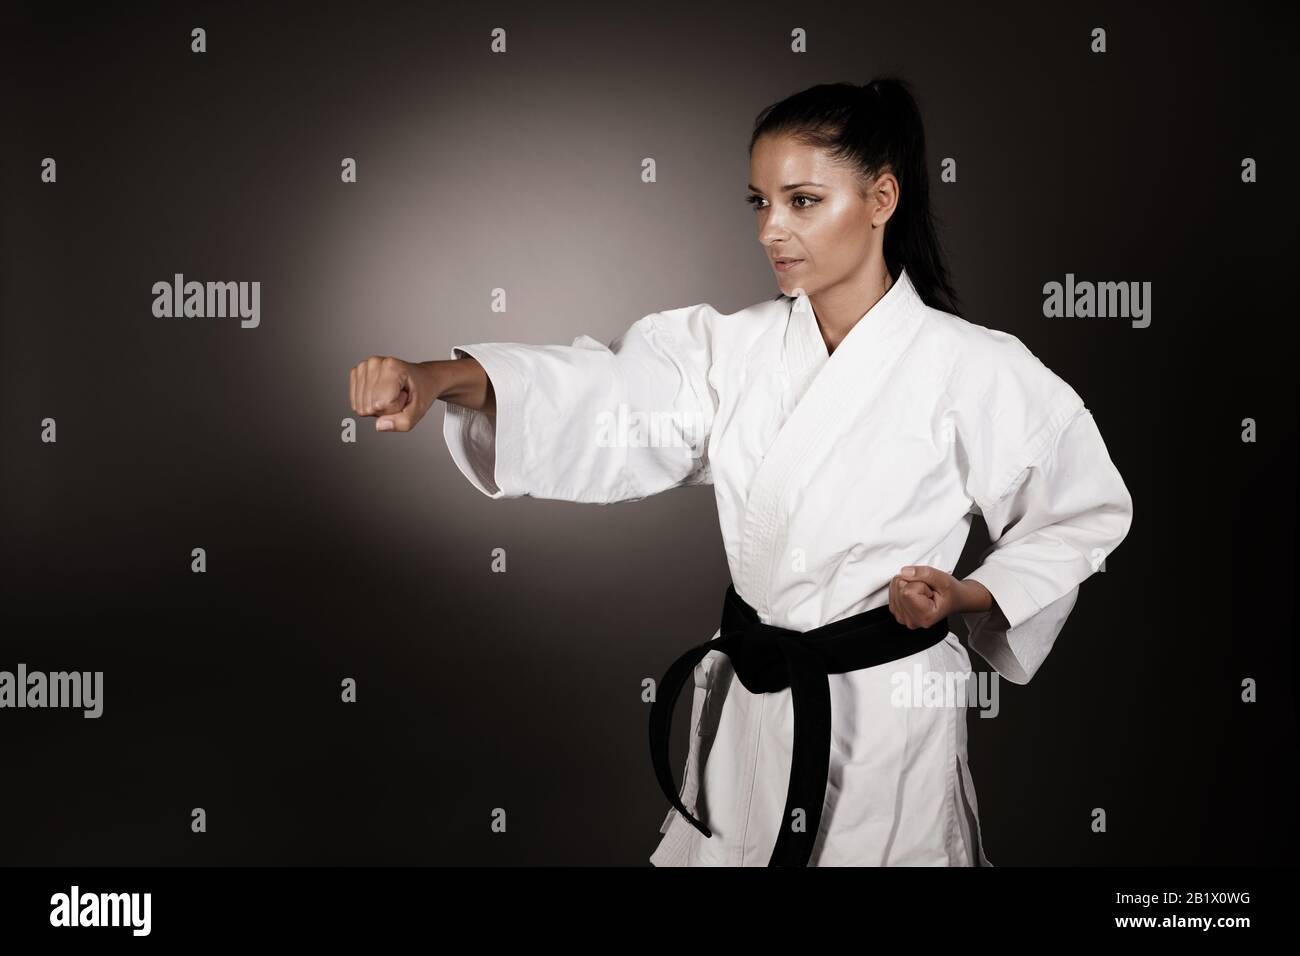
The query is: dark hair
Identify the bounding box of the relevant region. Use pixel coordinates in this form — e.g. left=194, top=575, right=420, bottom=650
left=749, top=75, right=963, bottom=318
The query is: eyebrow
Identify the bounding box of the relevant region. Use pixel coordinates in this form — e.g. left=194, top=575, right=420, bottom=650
left=746, top=182, right=827, bottom=193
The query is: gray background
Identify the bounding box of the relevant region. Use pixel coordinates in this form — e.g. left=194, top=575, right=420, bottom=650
left=1, top=0, right=1295, bottom=864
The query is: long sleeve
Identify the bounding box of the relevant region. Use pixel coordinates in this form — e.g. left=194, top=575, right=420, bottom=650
left=959, top=405, right=1134, bottom=684
left=441, top=304, right=718, bottom=503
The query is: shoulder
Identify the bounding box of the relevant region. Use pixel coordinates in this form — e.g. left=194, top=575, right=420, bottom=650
left=914, top=305, right=1083, bottom=416
left=647, top=294, right=789, bottom=353
left=915, top=306, right=1087, bottom=499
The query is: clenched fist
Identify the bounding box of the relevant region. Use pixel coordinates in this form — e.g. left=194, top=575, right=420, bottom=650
left=888, top=565, right=995, bottom=630
left=348, top=356, right=441, bottom=432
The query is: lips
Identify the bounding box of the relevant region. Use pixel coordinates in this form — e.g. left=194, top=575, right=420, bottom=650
left=773, top=258, right=803, bottom=271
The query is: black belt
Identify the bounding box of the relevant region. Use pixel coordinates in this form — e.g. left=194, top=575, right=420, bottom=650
left=649, top=583, right=950, bottom=866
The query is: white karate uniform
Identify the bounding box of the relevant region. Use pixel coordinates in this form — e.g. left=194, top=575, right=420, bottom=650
left=442, top=266, right=1134, bottom=866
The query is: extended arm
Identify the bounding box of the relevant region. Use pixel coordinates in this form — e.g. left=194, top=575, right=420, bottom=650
left=347, top=304, right=720, bottom=503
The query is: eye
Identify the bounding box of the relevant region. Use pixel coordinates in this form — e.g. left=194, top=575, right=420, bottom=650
left=745, top=193, right=820, bottom=211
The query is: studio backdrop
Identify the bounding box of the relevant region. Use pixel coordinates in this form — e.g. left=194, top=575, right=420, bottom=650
left=1, top=0, right=1295, bottom=865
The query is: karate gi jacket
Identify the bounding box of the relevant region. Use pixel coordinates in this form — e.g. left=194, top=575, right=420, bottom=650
left=442, top=266, right=1134, bottom=866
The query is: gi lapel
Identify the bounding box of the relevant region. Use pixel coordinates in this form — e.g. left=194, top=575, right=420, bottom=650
left=778, top=294, right=829, bottom=416
left=735, top=267, right=925, bottom=619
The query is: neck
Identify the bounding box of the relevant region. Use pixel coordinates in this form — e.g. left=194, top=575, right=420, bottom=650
left=809, top=261, right=894, bottom=355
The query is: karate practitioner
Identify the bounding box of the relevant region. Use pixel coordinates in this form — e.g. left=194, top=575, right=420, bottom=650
left=347, top=75, right=1134, bottom=866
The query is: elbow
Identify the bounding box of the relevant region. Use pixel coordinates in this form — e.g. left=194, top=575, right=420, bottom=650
left=1092, top=482, right=1134, bottom=573
left=1115, top=478, right=1135, bottom=548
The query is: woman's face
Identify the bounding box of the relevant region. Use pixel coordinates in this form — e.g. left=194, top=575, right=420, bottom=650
left=747, top=132, right=896, bottom=297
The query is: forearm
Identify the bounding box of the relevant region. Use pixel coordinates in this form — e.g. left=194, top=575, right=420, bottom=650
left=955, top=577, right=1009, bottom=628
left=956, top=578, right=992, bottom=613
left=423, top=357, right=495, bottom=415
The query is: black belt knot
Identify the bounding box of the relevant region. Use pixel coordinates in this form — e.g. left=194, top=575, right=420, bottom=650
left=648, top=583, right=949, bottom=866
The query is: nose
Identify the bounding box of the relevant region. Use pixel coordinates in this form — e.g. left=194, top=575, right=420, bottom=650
left=758, top=213, right=789, bottom=247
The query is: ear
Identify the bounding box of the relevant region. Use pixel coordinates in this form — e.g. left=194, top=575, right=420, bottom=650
left=872, top=170, right=900, bottom=226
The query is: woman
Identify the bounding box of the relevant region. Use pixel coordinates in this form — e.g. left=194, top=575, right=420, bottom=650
left=347, top=76, right=1134, bottom=866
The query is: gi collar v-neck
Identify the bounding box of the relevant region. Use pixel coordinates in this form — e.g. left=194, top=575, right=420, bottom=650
left=788, top=265, right=920, bottom=375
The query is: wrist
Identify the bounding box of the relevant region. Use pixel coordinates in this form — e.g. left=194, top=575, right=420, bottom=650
left=956, top=578, right=993, bottom=615
left=416, top=359, right=448, bottom=400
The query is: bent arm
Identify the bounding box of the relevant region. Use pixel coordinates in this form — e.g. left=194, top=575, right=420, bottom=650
left=961, top=406, right=1133, bottom=684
